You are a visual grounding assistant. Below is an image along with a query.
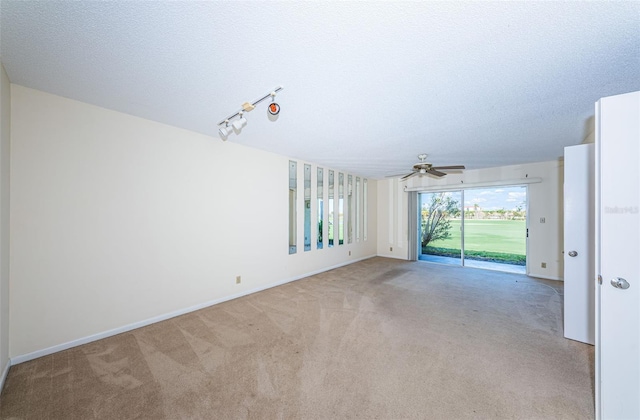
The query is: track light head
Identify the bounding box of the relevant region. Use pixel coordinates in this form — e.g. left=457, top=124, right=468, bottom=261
left=218, top=121, right=233, bottom=140
left=232, top=113, right=247, bottom=132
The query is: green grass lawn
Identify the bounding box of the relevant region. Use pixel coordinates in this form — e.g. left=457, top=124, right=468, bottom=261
left=427, top=219, right=526, bottom=255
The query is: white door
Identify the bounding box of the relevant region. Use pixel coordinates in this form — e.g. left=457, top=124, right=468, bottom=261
left=595, top=91, right=640, bottom=419
left=564, top=144, right=595, bottom=344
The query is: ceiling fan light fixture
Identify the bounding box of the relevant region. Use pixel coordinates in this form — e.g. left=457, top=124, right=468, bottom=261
left=387, top=153, right=466, bottom=180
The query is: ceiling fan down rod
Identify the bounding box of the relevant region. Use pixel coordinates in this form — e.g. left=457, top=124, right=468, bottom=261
left=217, top=86, right=284, bottom=126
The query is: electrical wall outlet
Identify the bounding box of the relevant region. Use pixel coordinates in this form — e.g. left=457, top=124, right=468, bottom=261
left=541, top=262, right=546, bottom=268
left=540, top=217, right=546, bottom=223
left=236, top=276, right=241, bottom=284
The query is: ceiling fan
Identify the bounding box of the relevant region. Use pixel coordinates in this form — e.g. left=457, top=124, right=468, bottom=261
left=393, top=154, right=465, bottom=180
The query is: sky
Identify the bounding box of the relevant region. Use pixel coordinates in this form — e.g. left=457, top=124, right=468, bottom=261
left=465, top=186, right=527, bottom=211
left=422, top=186, right=527, bottom=211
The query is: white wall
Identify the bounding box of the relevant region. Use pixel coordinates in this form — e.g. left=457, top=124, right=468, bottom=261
left=377, top=179, right=411, bottom=260
left=9, top=85, right=377, bottom=360
left=0, top=64, right=11, bottom=383
left=378, top=160, right=564, bottom=280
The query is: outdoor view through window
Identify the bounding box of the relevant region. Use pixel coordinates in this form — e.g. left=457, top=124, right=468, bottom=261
left=420, top=186, right=527, bottom=273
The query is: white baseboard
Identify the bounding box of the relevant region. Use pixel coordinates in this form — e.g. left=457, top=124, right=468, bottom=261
left=0, top=359, right=10, bottom=393
left=11, top=255, right=376, bottom=365
left=528, top=274, right=563, bottom=281
left=376, top=254, right=409, bottom=261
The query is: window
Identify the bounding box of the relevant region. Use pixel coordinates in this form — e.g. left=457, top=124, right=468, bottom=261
left=363, top=179, right=368, bottom=240
left=288, top=161, right=297, bottom=254
left=347, top=175, right=353, bottom=244
left=328, top=170, right=334, bottom=247
left=317, top=167, right=324, bottom=249
left=304, top=164, right=311, bottom=251
left=338, top=173, right=344, bottom=245
left=356, top=177, right=361, bottom=241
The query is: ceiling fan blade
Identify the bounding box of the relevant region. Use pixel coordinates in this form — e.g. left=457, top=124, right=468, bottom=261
left=400, top=172, right=418, bottom=180
left=431, top=165, right=466, bottom=170
left=426, top=169, right=447, bottom=177
left=385, top=173, right=411, bottom=178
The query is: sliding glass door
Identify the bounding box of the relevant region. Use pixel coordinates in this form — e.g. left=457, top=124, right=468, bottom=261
left=463, top=186, right=527, bottom=271
left=419, top=186, right=527, bottom=273
left=419, top=191, right=462, bottom=265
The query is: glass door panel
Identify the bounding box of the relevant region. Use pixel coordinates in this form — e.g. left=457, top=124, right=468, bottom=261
left=463, top=186, right=527, bottom=271
left=419, top=191, right=462, bottom=265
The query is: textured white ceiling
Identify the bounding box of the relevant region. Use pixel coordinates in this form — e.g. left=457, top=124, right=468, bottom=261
left=1, top=1, right=639, bottom=179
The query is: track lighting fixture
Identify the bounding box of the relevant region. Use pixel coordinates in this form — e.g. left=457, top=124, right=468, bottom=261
left=268, top=102, right=280, bottom=116
left=218, top=121, right=233, bottom=139
left=217, top=86, right=283, bottom=140
left=232, top=112, right=247, bottom=132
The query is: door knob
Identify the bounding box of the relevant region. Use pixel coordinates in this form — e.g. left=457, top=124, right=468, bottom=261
left=568, top=250, right=578, bottom=257
left=611, top=277, right=630, bottom=290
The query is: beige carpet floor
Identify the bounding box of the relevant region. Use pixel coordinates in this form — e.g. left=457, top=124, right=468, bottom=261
left=0, top=257, right=594, bottom=419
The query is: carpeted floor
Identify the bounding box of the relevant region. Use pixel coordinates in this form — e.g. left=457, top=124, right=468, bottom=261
left=0, top=257, right=594, bottom=419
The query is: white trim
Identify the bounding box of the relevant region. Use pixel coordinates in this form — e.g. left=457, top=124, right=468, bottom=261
left=528, top=274, right=563, bottom=281
left=377, top=254, right=409, bottom=261
left=11, top=255, right=376, bottom=365
left=404, top=177, right=542, bottom=192
left=594, top=98, right=602, bottom=420
left=0, top=359, right=10, bottom=392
